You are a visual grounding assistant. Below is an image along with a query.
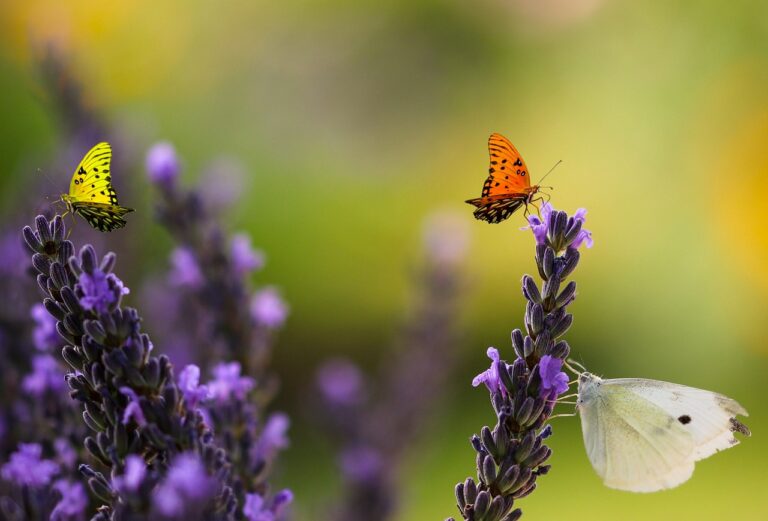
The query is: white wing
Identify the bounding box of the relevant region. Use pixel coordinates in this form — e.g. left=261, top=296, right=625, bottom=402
left=605, top=378, right=749, bottom=461
left=579, top=377, right=749, bottom=493
left=580, top=383, right=696, bottom=492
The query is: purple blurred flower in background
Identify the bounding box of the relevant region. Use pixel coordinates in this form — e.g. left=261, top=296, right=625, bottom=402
left=50, top=479, right=87, bottom=520
left=146, top=142, right=180, bottom=186
left=231, top=234, right=265, bottom=276
left=207, top=362, right=255, bottom=403
left=538, top=355, right=569, bottom=399
left=250, top=287, right=289, bottom=329
left=253, top=413, right=290, bottom=461
left=1, top=443, right=59, bottom=487
left=54, top=438, right=77, bottom=469
left=153, top=453, right=217, bottom=516
left=31, top=303, right=60, bottom=352
left=113, top=455, right=147, bottom=493
left=243, top=489, right=293, bottom=521
left=178, top=364, right=210, bottom=409
left=316, top=359, right=366, bottom=407
left=339, top=446, right=383, bottom=483
left=22, top=355, right=66, bottom=396
left=169, top=247, right=204, bottom=289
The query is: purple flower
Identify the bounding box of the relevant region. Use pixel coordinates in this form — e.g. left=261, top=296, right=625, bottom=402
left=253, top=413, right=290, bottom=462
left=243, top=490, right=293, bottom=521
left=571, top=208, right=594, bottom=249
left=231, top=234, right=265, bottom=276
left=250, top=287, right=289, bottom=329
left=153, top=453, right=217, bottom=516
left=50, top=479, right=87, bottom=520
left=538, top=355, right=569, bottom=399
left=22, top=355, right=65, bottom=396
left=120, top=387, right=147, bottom=426
left=316, top=358, right=365, bottom=407
left=472, top=347, right=504, bottom=394
left=339, top=446, right=383, bottom=482
left=522, top=202, right=553, bottom=246
left=169, top=248, right=204, bottom=289
left=422, top=211, right=470, bottom=267
left=113, top=455, right=147, bottom=493
left=77, top=268, right=130, bottom=315
left=54, top=438, right=77, bottom=469
left=146, top=142, right=180, bottom=186
left=1, top=443, right=60, bottom=487
left=178, top=365, right=210, bottom=409
left=207, top=362, right=255, bottom=403
left=31, top=303, right=60, bottom=351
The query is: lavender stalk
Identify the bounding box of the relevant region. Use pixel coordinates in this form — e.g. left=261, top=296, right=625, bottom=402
left=23, top=215, right=235, bottom=520
left=449, top=204, right=592, bottom=521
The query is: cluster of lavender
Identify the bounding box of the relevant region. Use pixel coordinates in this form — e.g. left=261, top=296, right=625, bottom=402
left=448, top=204, right=592, bottom=521
left=143, top=144, right=291, bottom=511
left=315, top=212, right=470, bottom=521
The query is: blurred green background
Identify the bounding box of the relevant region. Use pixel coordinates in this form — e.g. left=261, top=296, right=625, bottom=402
left=1, top=0, right=767, bottom=519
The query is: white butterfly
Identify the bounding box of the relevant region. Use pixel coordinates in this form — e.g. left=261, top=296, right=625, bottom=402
left=576, top=372, right=750, bottom=493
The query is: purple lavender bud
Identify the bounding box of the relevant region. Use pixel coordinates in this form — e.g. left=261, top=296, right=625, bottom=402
left=537, top=356, right=569, bottom=400
left=569, top=208, right=593, bottom=249
left=316, top=358, right=366, bottom=406
left=119, top=387, right=147, bottom=426
left=250, top=287, right=289, bottom=329
left=113, top=455, right=146, bottom=493
left=471, top=347, right=503, bottom=394
left=1, top=443, right=60, bottom=487
left=231, top=234, right=265, bottom=276
left=153, top=453, right=217, bottom=516
left=207, top=362, right=255, bottom=403
left=169, top=247, right=204, bottom=289
left=146, top=142, right=180, bottom=186
left=22, top=355, right=66, bottom=396
left=50, top=479, right=88, bottom=520
left=178, top=364, right=210, bottom=409
left=339, top=445, right=383, bottom=482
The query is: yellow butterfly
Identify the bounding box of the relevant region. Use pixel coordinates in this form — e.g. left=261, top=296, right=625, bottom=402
left=60, top=143, right=134, bottom=232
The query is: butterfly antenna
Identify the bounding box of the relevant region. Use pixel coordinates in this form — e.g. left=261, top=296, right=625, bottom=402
left=563, top=359, right=585, bottom=376
left=537, top=160, right=562, bottom=185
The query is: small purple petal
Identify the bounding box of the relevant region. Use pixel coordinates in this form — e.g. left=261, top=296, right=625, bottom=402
left=472, top=347, right=502, bottom=394
left=316, top=358, right=365, bottom=406
left=22, top=355, right=65, bottom=396
left=114, top=455, right=147, bottom=493
left=169, top=248, right=204, bottom=289
left=538, top=355, right=569, bottom=399
left=207, top=362, right=255, bottom=403
left=31, top=303, right=60, bottom=351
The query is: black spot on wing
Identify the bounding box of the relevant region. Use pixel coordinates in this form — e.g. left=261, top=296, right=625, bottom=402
left=678, top=415, right=691, bottom=425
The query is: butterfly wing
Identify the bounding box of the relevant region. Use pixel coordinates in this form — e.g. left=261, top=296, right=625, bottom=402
left=71, top=202, right=133, bottom=232
left=579, top=375, right=750, bottom=493
left=605, top=378, right=749, bottom=461
left=68, top=142, right=134, bottom=232
left=579, top=379, right=695, bottom=492
left=466, top=133, right=535, bottom=223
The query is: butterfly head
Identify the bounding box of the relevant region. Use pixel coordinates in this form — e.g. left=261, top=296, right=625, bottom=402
left=577, top=372, right=603, bottom=406
left=59, top=193, right=74, bottom=212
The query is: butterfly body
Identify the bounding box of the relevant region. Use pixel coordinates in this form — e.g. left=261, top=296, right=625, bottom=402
left=61, top=142, right=134, bottom=232
left=577, top=372, right=749, bottom=493
left=466, top=133, right=542, bottom=223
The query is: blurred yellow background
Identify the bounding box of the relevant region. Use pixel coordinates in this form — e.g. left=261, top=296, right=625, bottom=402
left=1, top=0, right=766, bottom=519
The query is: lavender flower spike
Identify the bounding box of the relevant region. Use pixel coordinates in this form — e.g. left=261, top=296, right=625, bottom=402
left=450, top=204, right=591, bottom=521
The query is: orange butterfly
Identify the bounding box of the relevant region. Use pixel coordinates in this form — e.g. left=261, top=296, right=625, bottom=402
left=466, top=133, right=543, bottom=223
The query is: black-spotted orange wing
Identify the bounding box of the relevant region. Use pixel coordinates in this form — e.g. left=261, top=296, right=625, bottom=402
left=466, top=133, right=538, bottom=223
